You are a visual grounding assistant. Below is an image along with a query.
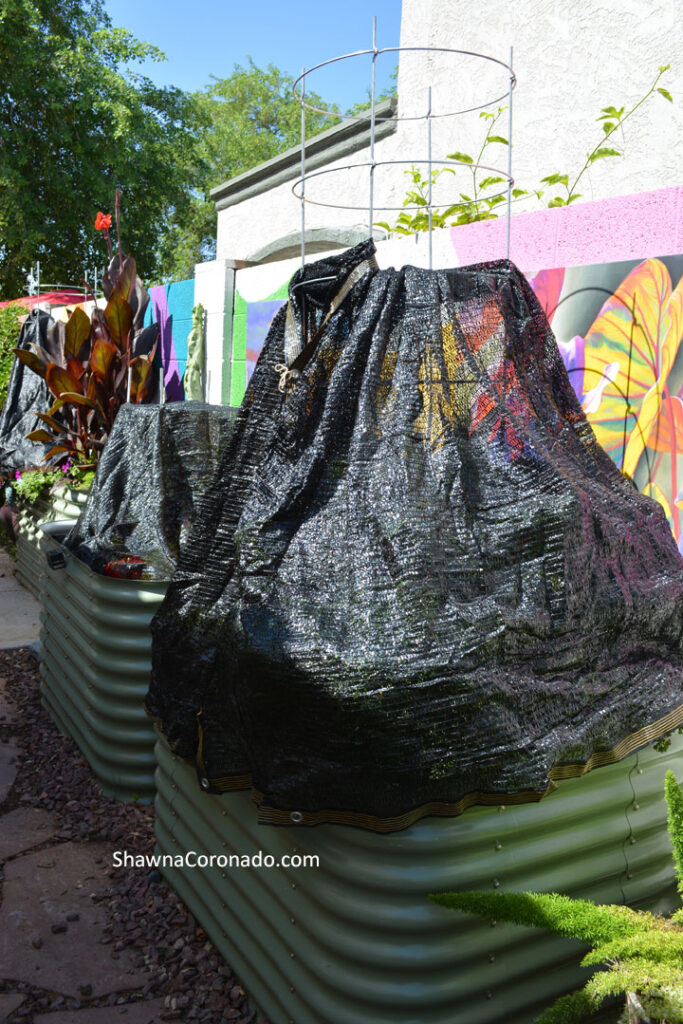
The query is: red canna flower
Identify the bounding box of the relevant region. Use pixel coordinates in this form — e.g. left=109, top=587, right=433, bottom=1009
left=94, top=211, right=112, bottom=231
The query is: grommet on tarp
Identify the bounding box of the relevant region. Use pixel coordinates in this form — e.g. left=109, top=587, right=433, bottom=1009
left=290, top=811, right=304, bottom=823
left=200, top=777, right=210, bottom=791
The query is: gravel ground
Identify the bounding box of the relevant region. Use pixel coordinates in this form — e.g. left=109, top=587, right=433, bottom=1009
left=0, top=647, right=269, bottom=1024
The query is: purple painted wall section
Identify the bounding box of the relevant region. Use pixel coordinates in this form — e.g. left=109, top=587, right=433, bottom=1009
left=150, top=285, right=182, bottom=401
left=450, top=186, right=683, bottom=271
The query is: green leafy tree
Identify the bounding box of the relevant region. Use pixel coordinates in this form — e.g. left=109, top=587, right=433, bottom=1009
left=0, top=0, right=203, bottom=299
left=431, top=769, right=683, bottom=1023
left=156, top=59, right=340, bottom=281
left=0, top=304, right=24, bottom=409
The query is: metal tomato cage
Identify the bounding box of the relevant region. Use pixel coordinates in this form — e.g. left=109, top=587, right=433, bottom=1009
left=292, top=20, right=516, bottom=271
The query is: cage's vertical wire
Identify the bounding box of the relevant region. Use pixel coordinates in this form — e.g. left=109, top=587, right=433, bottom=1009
left=36, top=260, right=41, bottom=311
left=506, top=46, right=514, bottom=260
left=300, top=66, right=306, bottom=270
left=427, top=85, right=433, bottom=270
left=368, top=16, right=378, bottom=238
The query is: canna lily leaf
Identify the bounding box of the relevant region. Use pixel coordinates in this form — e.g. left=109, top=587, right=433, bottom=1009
left=91, top=307, right=109, bottom=342
left=90, top=338, right=118, bottom=382
left=34, top=412, right=64, bottom=433
left=12, top=347, right=46, bottom=377
left=129, top=353, right=156, bottom=403
left=66, top=357, right=85, bottom=381
left=46, top=363, right=82, bottom=399
left=104, top=292, right=134, bottom=351
left=25, top=429, right=55, bottom=443
left=44, top=444, right=73, bottom=459
left=111, top=255, right=137, bottom=304
left=59, top=391, right=96, bottom=409
left=64, top=306, right=91, bottom=358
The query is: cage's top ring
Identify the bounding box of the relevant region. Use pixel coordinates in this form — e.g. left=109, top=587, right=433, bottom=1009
left=292, top=46, right=516, bottom=123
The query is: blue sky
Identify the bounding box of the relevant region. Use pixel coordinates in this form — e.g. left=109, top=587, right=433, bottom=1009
left=103, top=0, right=403, bottom=110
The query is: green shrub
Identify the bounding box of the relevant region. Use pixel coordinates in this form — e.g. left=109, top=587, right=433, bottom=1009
left=0, top=303, right=24, bottom=410
left=431, top=770, right=683, bottom=1023
left=13, top=467, right=62, bottom=504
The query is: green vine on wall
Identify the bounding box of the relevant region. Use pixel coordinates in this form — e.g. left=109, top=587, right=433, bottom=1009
left=377, top=65, right=673, bottom=235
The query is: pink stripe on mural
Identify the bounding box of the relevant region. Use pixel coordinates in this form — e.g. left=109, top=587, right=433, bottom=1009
left=450, top=186, right=683, bottom=271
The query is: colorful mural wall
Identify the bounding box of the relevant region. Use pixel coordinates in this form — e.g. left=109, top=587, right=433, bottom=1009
left=530, top=256, right=683, bottom=554
left=144, top=278, right=195, bottom=402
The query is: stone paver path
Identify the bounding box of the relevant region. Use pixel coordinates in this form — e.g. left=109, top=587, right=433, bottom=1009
left=0, top=664, right=164, bottom=1023
left=0, top=993, right=26, bottom=1023
left=32, top=1003, right=166, bottom=1024
left=0, top=550, right=41, bottom=650
left=0, top=647, right=267, bottom=1024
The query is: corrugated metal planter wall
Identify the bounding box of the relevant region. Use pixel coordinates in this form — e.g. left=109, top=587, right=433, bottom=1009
left=40, top=542, right=167, bottom=802
left=154, top=730, right=683, bottom=1024
left=16, top=486, right=89, bottom=597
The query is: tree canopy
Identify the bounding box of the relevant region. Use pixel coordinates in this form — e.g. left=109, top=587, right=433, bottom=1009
left=156, top=59, right=339, bottom=282
left=0, top=2, right=356, bottom=296
left=0, top=0, right=202, bottom=298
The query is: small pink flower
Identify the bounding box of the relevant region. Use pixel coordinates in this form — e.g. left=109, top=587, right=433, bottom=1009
left=14, top=471, right=21, bottom=481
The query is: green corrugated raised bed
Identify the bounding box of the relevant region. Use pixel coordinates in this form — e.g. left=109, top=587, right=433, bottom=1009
left=154, top=729, right=682, bottom=1024
left=40, top=526, right=167, bottom=802
left=16, top=485, right=89, bottom=598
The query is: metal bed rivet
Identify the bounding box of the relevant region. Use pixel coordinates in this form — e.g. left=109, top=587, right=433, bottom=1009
left=290, top=812, right=303, bottom=823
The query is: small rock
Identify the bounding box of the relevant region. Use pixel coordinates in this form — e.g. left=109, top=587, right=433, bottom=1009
left=51, top=922, right=67, bottom=934
left=78, top=984, right=93, bottom=997
left=31, top=936, right=43, bottom=949
left=66, top=910, right=80, bottom=922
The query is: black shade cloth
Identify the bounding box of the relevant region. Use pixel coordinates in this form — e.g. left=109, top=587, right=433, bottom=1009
left=146, top=239, right=683, bottom=831
left=0, top=309, right=62, bottom=472
left=66, top=402, right=238, bottom=578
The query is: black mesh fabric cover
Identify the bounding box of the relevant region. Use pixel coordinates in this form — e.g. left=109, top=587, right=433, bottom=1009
left=66, top=402, right=238, bottom=578
left=146, top=239, right=683, bottom=831
left=0, top=309, right=62, bottom=472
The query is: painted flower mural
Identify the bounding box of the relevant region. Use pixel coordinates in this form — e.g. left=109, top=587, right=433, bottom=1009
left=531, top=258, right=683, bottom=553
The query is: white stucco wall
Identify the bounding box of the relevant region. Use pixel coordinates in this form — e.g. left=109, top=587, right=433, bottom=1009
left=215, top=0, right=682, bottom=264
left=398, top=0, right=682, bottom=206
left=215, top=131, right=405, bottom=262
